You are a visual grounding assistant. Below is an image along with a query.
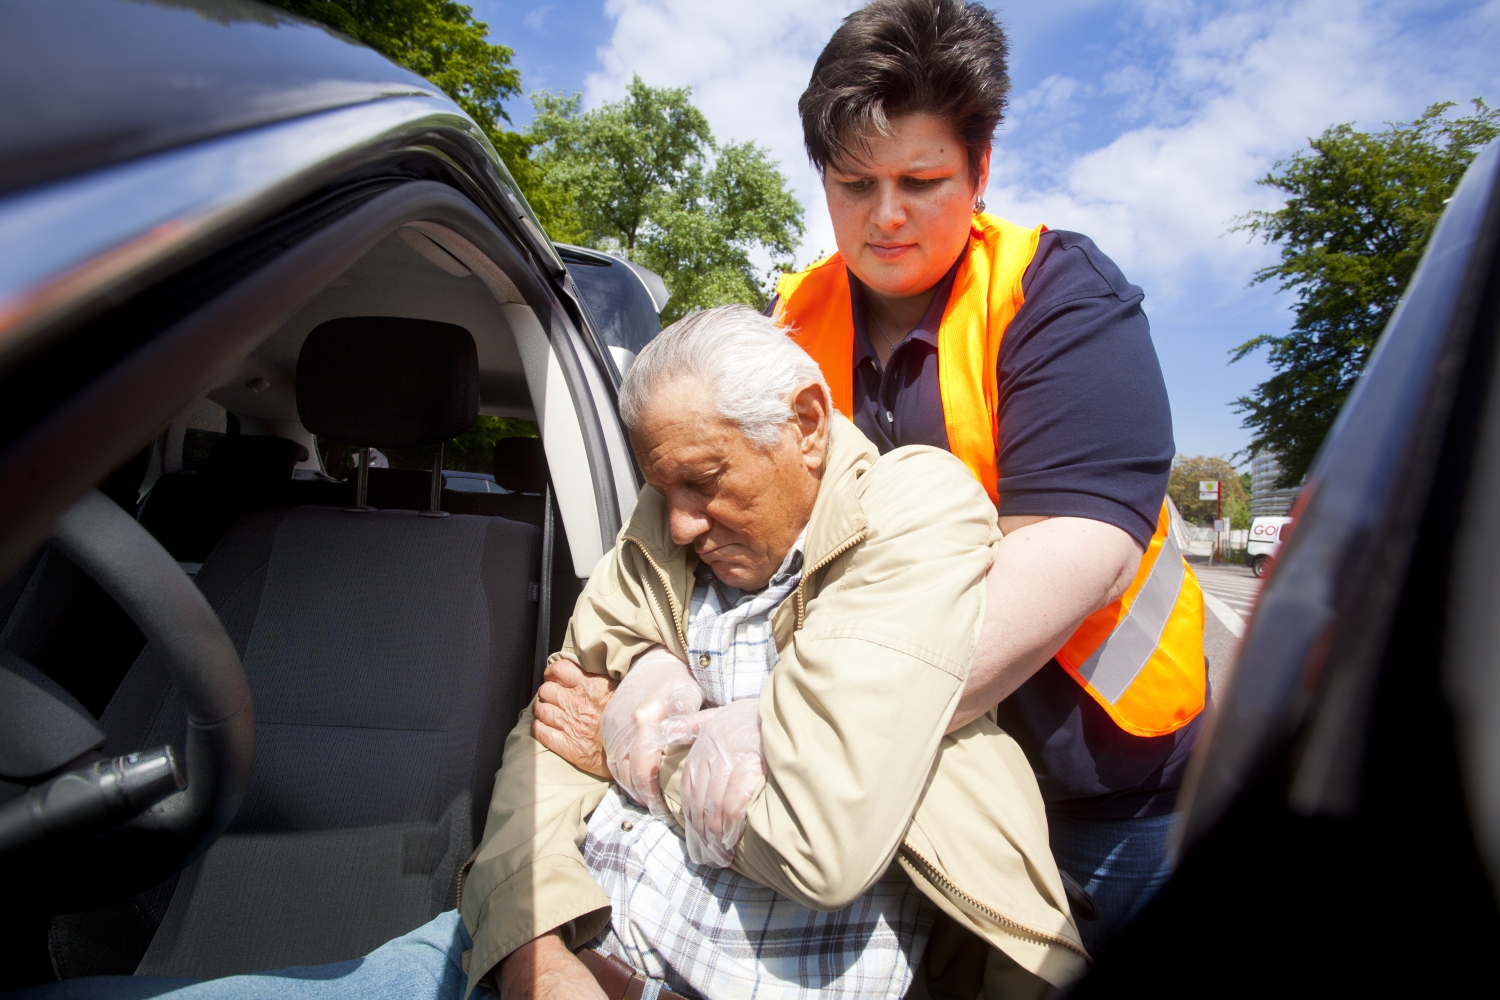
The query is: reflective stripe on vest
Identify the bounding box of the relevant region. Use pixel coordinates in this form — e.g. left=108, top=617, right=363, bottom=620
left=1056, top=503, right=1207, bottom=736
left=774, top=214, right=1205, bottom=737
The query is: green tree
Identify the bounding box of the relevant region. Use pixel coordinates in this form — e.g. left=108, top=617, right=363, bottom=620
left=528, top=78, right=805, bottom=321
left=1168, top=455, right=1249, bottom=529
left=1232, top=100, right=1500, bottom=486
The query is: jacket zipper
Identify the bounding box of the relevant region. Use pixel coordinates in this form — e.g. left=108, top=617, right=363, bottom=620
left=455, top=857, right=473, bottom=911
left=794, top=529, right=866, bottom=630
left=789, top=528, right=1087, bottom=959
left=622, top=535, right=688, bottom=652
left=899, top=844, right=1091, bottom=961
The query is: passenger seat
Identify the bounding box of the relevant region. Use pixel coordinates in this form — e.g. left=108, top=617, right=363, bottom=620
left=52, top=317, right=542, bottom=979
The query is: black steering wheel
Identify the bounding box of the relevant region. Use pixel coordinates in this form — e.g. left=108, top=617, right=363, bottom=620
left=0, top=490, right=254, bottom=912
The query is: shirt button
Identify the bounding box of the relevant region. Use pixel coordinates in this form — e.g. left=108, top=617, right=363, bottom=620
left=886, top=410, right=894, bottom=423
left=698, top=654, right=710, bottom=667
left=621, top=820, right=634, bottom=831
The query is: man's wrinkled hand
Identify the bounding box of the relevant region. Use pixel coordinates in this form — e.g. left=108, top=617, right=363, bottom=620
left=601, top=646, right=703, bottom=815
left=671, top=698, right=766, bottom=868
left=498, top=930, right=606, bottom=1000
left=532, top=656, right=616, bottom=778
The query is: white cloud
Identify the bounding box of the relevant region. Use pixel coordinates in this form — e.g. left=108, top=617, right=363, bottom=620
left=524, top=4, right=554, bottom=35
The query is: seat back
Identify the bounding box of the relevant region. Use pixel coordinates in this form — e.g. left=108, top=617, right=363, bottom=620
left=53, top=317, right=541, bottom=978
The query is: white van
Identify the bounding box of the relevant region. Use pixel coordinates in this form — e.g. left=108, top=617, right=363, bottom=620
left=1247, top=516, right=1293, bottom=577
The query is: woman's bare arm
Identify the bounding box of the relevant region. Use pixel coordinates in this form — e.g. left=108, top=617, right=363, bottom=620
left=947, top=515, right=1143, bottom=733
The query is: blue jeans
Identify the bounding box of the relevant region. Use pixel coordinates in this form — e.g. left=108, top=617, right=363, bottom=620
left=7, top=912, right=484, bottom=1000
left=1047, top=811, right=1176, bottom=958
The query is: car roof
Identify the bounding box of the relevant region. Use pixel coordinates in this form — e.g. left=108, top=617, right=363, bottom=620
left=0, top=0, right=442, bottom=198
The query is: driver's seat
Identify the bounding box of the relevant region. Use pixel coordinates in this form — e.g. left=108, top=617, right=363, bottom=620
left=50, top=318, right=542, bottom=979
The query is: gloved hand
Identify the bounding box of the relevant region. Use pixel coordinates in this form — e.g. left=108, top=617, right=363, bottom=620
left=600, top=646, right=704, bottom=815
left=660, top=698, right=766, bottom=868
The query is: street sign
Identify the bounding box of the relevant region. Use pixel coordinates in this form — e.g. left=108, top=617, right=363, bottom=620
left=1214, top=519, right=1228, bottom=532
left=1199, top=480, right=1220, bottom=500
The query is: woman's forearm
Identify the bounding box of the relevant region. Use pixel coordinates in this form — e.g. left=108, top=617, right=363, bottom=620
left=948, top=515, right=1143, bottom=733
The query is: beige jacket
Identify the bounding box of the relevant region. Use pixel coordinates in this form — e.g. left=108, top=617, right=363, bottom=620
left=459, top=415, right=1089, bottom=997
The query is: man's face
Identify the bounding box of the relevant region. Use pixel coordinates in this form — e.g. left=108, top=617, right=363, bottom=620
left=629, top=377, right=828, bottom=591
left=823, top=113, right=991, bottom=299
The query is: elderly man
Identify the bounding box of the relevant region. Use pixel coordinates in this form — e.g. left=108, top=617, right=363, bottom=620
left=463, top=305, right=1086, bottom=1000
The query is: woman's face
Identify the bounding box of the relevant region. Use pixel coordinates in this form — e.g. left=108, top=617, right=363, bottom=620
left=823, top=114, right=990, bottom=300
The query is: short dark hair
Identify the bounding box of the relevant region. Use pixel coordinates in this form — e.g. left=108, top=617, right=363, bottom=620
left=799, top=0, right=1010, bottom=180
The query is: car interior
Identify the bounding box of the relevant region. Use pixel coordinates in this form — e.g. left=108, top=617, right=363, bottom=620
left=0, top=215, right=630, bottom=982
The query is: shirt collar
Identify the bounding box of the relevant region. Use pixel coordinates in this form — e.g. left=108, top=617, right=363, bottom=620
left=849, top=253, right=964, bottom=367
left=694, top=528, right=808, bottom=609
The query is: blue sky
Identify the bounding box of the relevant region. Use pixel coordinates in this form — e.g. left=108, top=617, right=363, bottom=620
left=465, top=0, right=1500, bottom=463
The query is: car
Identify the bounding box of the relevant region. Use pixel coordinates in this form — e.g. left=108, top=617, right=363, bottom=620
left=0, top=0, right=663, bottom=986
left=1245, top=515, right=1292, bottom=578
left=6, top=1, right=1500, bottom=994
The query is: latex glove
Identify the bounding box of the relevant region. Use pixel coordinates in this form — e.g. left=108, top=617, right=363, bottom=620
left=600, top=646, right=703, bottom=815
left=662, top=698, right=766, bottom=868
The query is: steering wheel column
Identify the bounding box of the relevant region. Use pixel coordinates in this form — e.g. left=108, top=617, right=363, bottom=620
left=0, top=490, right=254, bottom=913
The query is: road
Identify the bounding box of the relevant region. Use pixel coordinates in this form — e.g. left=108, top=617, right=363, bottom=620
left=1190, top=559, right=1262, bottom=698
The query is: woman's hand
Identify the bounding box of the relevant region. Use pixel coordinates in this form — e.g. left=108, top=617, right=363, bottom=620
left=532, top=657, right=616, bottom=778
left=666, top=698, right=766, bottom=868
left=600, top=646, right=704, bottom=815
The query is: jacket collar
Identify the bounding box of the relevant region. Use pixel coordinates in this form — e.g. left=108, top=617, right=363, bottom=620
left=621, top=412, right=876, bottom=580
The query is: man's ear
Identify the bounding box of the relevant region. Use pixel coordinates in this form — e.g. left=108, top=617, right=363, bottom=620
left=790, top=381, right=830, bottom=472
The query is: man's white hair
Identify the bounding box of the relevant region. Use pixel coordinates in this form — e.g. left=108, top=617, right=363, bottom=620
left=619, top=304, right=830, bottom=448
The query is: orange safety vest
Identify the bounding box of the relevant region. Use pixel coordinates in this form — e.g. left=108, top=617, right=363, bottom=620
left=774, top=214, right=1205, bottom=737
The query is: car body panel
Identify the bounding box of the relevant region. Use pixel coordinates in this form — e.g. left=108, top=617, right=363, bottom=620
left=0, top=0, right=441, bottom=197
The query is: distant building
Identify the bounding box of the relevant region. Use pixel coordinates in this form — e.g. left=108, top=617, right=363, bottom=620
left=1251, top=452, right=1301, bottom=517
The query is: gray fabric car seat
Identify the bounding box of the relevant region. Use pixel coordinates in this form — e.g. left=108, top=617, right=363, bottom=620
left=55, top=318, right=542, bottom=979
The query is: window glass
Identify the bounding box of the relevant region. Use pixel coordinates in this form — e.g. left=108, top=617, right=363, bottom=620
left=167, top=397, right=227, bottom=473
left=561, top=249, right=661, bottom=355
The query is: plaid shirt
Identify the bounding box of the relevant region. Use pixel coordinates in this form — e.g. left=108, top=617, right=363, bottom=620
left=582, top=536, right=934, bottom=999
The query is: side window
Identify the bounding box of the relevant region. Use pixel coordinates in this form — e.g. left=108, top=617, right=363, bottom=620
left=167, top=397, right=229, bottom=473
left=559, top=246, right=663, bottom=364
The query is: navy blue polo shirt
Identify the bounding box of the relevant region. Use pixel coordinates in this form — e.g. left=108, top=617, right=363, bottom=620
left=773, top=229, right=1202, bottom=819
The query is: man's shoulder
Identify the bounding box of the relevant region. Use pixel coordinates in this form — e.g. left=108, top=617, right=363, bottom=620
left=856, top=445, right=997, bottom=533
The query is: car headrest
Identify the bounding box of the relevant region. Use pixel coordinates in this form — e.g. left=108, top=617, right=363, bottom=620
left=296, top=317, right=479, bottom=448
left=492, top=436, right=548, bottom=494
left=207, top=435, right=309, bottom=483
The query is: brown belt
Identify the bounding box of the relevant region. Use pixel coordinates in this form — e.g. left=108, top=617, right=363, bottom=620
left=576, top=948, right=690, bottom=1000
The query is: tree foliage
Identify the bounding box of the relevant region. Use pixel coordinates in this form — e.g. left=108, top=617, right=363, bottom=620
left=1232, top=100, right=1500, bottom=486
left=528, top=78, right=805, bottom=322
left=1168, top=455, right=1249, bottom=529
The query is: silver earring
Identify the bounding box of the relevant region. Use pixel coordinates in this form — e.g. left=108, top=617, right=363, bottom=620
left=975, top=198, right=986, bottom=214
